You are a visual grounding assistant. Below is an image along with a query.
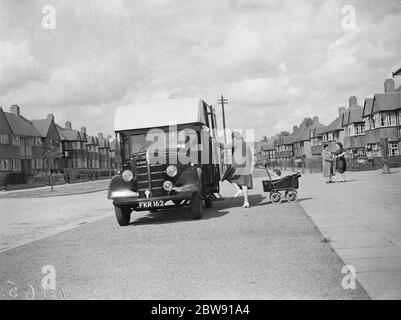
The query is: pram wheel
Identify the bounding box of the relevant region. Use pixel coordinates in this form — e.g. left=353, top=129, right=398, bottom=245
left=286, top=190, right=298, bottom=203
left=270, top=192, right=282, bottom=204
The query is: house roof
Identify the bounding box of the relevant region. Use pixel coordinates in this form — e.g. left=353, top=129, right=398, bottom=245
left=310, top=126, right=325, bottom=138
left=258, top=138, right=275, bottom=151
left=282, top=135, right=295, bottom=145
left=86, top=135, right=98, bottom=146
left=363, top=98, right=374, bottom=117
left=372, top=92, right=401, bottom=114
left=342, top=106, right=364, bottom=126
left=98, top=136, right=110, bottom=148
left=4, top=112, right=41, bottom=137
left=31, top=118, right=53, bottom=138
left=393, top=67, right=401, bottom=77
left=293, top=119, right=325, bottom=142
left=56, top=124, right=84, bottom=142
left=322, top=115, right=344, bottom=134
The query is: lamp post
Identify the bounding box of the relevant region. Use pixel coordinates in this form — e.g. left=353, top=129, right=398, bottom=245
left=217, top=94, right=228, bottom=144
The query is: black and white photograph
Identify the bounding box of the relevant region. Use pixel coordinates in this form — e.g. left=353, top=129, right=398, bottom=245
left=0, top=0, right=401, bottom=306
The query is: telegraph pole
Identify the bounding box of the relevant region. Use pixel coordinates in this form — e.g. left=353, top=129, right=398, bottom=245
left=217, top=94, right=228, bottom=144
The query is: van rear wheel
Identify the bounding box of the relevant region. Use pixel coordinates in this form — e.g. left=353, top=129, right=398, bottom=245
left=190, top=191, right=203, bottom=220
left=114, top=206, right=131, bottom=226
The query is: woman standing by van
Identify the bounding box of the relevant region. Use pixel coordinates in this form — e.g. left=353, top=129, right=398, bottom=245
left=222, top=131, right=254, bottom=208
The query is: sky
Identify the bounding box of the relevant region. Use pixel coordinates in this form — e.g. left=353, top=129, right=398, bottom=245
left=0, top=0, right=400, bottom=140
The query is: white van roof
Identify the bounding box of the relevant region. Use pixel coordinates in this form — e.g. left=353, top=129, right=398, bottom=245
left=114, top=98, right=208, bottom=132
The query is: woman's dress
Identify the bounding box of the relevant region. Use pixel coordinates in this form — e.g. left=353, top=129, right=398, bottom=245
left=336, top=149, right=347, bottom=174
left=322, top=150, right=333, bottom=178
left=230, top=140, right=253, bottom=189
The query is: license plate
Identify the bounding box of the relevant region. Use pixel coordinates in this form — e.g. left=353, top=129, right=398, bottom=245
left=138, top=200, right=165, bottom=209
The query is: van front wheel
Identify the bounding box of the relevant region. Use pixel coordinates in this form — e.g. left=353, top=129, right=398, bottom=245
left=190, top=192, right=203, bottom=220
left=114, top=206, right=131, bottom=226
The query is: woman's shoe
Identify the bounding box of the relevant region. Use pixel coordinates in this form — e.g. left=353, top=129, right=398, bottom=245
left=242, top=202, right=250, bottom=208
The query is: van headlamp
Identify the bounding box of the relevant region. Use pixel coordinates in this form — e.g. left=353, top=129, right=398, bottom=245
left=122, top=169, right=133, bottom=182
left=166, top=165, right=178, bottom=177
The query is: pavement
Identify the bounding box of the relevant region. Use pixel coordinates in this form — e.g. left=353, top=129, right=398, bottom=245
left=0, top=179, right=110, bottom=198
left=297, top=169, right=401, bottom=300
left=0, top=175, right=369, bottom=300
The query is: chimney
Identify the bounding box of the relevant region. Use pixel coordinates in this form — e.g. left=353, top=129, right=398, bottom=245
left=47, top=114, right=54, bottom=121
left=313, top=116, right=319, bottom=123
left=81, top=127, right=86, bottom=136
left=10, top=105, right=20, bottom=117
left=98, top=132, right=104, bottom=139
left=293, top=125, right=298, bottom=133
left=338, top=107, right=347, bottom=116
left=349, top=96, right=358, bottom=108
left=384, top=79, right=395, bottom=93
left=65, top=121, right=72, bottom=130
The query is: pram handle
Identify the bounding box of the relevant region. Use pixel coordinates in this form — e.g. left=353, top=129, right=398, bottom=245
left=265, top=168, right=274, bottom=182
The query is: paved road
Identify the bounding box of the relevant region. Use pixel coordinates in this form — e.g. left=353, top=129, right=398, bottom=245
left=0, top=178, right=369, bottom=300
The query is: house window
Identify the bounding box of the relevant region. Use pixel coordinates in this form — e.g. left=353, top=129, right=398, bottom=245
left=0, top=159, right=8, bottom=171
left=388, top=112, right=397, bottom=127
left=381, top=113, right=388, bottom=127
left=33, top=159, right=42, bottom=169
left=34, top=138, right=42, bottom=146
left=389, top=142, right=400, bottom=156
left=374, top=114, right=381, bottom=128
left=354, top=123, right=365, bottom=135
left=12, top=136, right=21, bottom=145
left=0, top=134, right=9, bottom=144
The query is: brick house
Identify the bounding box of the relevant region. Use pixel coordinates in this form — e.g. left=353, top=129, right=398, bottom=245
left=97, top=133, right=111, bottom=170
left=321, top=107, right=347, bottom=153
left=342, top=97, right=366, bottom=156
left=2, top=105, right=43, bottom=176
left=110, top=138, right=122, bottom=170
left=56, top=121, right=88, bottom=170
left=309, top=126, right=325, bottom=157
left=84, top=133, right=101, bottom=170
left=293, top=117, right=325, bottom=161
left=363, top=79, right=401, bottom=157
left=254, top=138, right=275, bottom=166
left=274, top=133, right=294, bottom=163
left=0, top=107, right=22, bottom=182
left=31, top=114, right=62, bottom=172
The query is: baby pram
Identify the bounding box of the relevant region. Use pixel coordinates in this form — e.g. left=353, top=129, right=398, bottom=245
left=262, top=170, right=301, bottom=204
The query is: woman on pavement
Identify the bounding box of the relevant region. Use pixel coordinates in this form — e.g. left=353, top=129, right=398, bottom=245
left=322, top=143, right=334, bottom=184
left=335, top=142, right=347, bottom=182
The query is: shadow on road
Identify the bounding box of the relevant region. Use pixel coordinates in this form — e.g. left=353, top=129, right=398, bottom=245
left=131, top=194, right=268, bottom=226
